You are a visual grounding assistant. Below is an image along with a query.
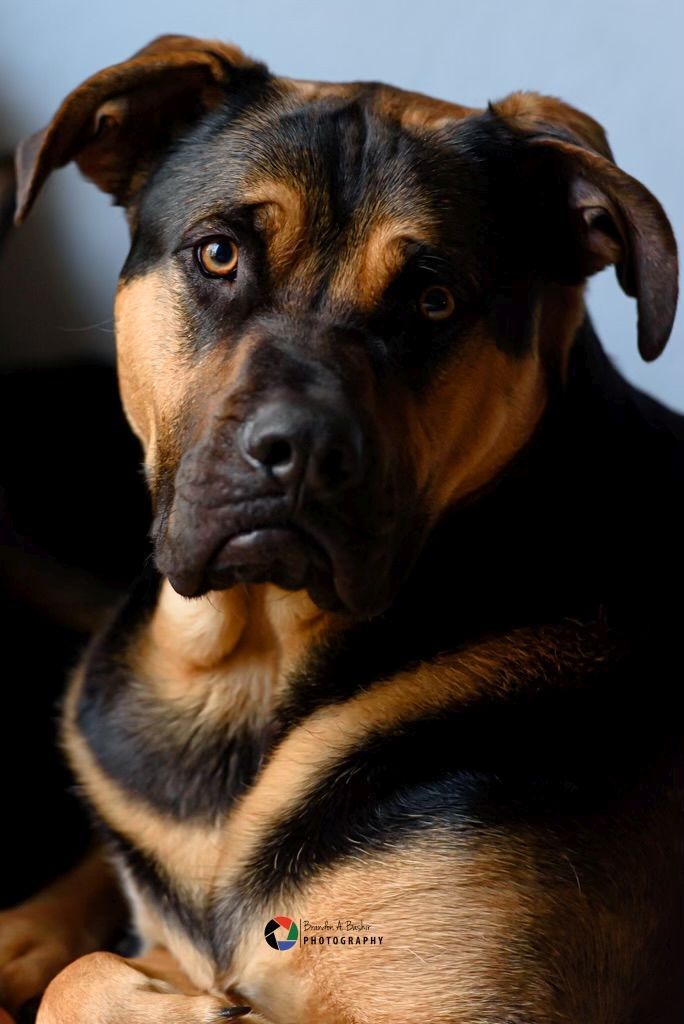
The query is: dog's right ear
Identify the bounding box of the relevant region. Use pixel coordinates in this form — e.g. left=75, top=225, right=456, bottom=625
left=14, top=34, right=267, bottom=223
left=489, top=92, right=678, bottom=362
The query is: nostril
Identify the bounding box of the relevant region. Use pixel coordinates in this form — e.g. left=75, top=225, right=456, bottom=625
left=239, top=402, right=363, bottom=497
left=240, top=416, right=297, bottom=472
left=262, top=438, right=293, bottom=468
left=239, top=404, right=309, bottom=491
left=313, top=431, right=364, bottom=494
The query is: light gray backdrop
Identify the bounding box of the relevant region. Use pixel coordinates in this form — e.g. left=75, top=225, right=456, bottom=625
left=1, top=0, right=682, bottom=410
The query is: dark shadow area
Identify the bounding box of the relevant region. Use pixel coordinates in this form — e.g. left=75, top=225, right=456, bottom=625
left=0, top=132, right=150, bottom=908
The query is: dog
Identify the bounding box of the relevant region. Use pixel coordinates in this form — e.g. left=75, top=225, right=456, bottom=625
left=1, top=33, right=682, bottom=1024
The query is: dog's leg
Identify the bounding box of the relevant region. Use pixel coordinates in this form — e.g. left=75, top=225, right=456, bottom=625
left=0, top=850, right=125, bottom=1016
left=35, top=947, right=252, bottom=1024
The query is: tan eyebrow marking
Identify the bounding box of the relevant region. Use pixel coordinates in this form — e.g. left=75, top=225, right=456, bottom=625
left=240, top=180, right=310, bottom=281
left=328, top=218, right=436, bottom=311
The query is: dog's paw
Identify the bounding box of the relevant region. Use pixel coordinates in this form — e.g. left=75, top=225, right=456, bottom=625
left=36, top=952, right=251, bottom=1024
left=0, top=906, right=85, bottom=1017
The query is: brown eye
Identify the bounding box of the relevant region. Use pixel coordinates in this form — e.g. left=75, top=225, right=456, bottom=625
left=419, top=285, right=455, bottom=321
left=196, top=237, right=239, bottom=278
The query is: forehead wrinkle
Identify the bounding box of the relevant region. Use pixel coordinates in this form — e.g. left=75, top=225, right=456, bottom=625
left=240, top=128, right=437, bottom=314
left=225, top=87, right=427, bottom=217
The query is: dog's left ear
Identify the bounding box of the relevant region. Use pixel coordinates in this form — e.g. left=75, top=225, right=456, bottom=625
left=491, top=92, right=678, bottom=361
left=14, top=34, right=267, bottom=224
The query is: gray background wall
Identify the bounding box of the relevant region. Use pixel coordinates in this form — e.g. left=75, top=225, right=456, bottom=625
left=1, top=0, right=682, bottom=410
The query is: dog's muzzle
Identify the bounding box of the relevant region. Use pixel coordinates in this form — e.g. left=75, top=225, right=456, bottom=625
left=153, top=387, right=408, bottom=615
left=198, top=392, right=368, bottom=603
left=152, top=320, right=422, bottom=617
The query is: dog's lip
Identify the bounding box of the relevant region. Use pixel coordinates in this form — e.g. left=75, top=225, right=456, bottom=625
left=176, top=521, right=335, bottom=599
left=210, top=524, right=329, bottom=572
left=162, top=509, right=394, bottom=614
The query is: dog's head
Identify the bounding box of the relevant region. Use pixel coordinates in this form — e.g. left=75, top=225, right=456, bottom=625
left=16, top=35, right=678, bottom=617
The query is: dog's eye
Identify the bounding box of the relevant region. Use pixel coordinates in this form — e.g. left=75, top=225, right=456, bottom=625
left=419, top=285, right=455, bottom=321
left=195, top=237, right=239, bottom=279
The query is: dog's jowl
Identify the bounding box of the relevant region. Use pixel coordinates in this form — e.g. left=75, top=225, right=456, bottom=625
left=3, top=33, right=682, bottom=1024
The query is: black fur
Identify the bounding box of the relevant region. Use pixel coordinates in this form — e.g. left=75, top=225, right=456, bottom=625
left=248, top=644, right=676, bottom=904
left=99, top=823, right=212, bottom=956
left=77, top=564, right=269, bottom=821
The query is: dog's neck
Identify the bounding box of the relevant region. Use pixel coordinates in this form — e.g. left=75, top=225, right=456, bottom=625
left=138, top=578, right=336, bottom=695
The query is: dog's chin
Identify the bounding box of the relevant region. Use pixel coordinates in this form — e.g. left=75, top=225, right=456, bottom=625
left=161, top=525, right=390, bottom=617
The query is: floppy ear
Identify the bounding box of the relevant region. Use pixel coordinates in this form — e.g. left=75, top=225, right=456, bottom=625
left=491, top=92, right=678, bottom=361
left=14, top=34, right=267, bottom=224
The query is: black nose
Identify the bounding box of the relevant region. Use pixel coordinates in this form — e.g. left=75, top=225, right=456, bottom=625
left=239, top=399, right=364, bottom=498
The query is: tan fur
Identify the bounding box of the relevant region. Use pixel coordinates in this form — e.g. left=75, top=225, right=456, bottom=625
left=244, top=181, right=308, bottom=282
left=328, top=218, right=436, bottom=310
left=117, top=873, right=218, bottom=993
left=142, top=580, right=333, bottom=704
left=114, top=269, right=187, bottom=457
left=14, top=35, right=260, bottom=222
left=491, top=90, right=612, bottom=157
left=374, top=84, right=476, bottom=132
left=31, top=808, right=679, bottom=1024
left=228, top=832, right=552, bottom=1024
left=396, top=321, right=549, bottom=517
left=58, top=618, right=639, bottom=1022
left=227, top=793, right=682, bottom=1024
left=115, top=269, right=252, bottom=482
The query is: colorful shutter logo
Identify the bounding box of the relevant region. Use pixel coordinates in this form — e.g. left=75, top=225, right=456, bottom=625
left=264, top=916, right=299, bottom=951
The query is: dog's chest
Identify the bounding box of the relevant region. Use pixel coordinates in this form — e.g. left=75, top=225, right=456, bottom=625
left=73, top=579, right=332, bottom=820
left=78, top=651, right=383, bottom=996
left=73, top=650, right=295, bottom=979
left=77, top=645, right=279, bottom=822
left=66, top=582, right=345, bottom=978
